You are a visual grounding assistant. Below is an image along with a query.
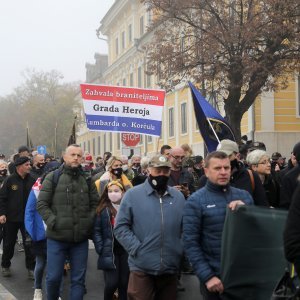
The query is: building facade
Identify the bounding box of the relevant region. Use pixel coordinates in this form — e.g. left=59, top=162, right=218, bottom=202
left=77, top=0, right=300, bottom=159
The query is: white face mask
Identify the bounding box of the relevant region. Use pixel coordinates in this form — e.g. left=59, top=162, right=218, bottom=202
left=122, top=165, right=128, bottom=172
left=108, top=192, right=123, bottom=204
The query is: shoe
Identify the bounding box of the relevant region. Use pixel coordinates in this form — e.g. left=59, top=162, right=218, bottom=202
left=177, top=280, right=185, bottom=292
left=2, top=267, right=11, bottom=277
left=33, top=289, right=42, bottom=300
left=28, top=269, right=34, bottom=280
left=18, top=244, right=24, bottom=252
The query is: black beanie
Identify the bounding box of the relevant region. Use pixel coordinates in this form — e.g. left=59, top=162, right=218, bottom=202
left=14, top=156, right=30, bottom=166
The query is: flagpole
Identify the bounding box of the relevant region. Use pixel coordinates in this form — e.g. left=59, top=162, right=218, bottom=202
left=207, top=118, right=220, bottom=143
left=54, top=122, right=57, bottom=158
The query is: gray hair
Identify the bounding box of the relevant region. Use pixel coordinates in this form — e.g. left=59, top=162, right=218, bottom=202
left=141, top=156, right=150, bottom=169
left=246, top=149, right=267, bottom=165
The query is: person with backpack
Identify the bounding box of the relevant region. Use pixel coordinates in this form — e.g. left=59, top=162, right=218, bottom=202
left=93, top=180, right=129, bottom=300
left=37, top=144, right=99, bottom=300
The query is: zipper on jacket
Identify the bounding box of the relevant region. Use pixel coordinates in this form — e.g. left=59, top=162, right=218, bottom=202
left=106, top=208, right=116, bottom=269
left=66, top=186, right=70, bottom=205
left=159, top=197, right=164, bottom=271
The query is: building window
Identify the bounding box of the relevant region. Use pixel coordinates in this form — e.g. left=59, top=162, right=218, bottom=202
left=138, top=66, right=142, bottom=88
left=195, top=117, right=199, bottom=130
left=109, top=133, right=113, bottom=151
left=146, top=73, right=151, bottom=87
left=97, top=136, right=101, bottom=155
left=128, top=24, right=132, bottom=42
left=139, top=134, right=143, bottom=145
left=92, top=138, right=96, bottom=155
left=115, top=37, right=119, bottom=55
left=83, top=142, right=86, bottom=151
left=130, top=73, right=134, bottom=86
left=122, top=31, right=125, bottom=49
left=140, top=16, right=144, bottom=36
left=88, top=141, right=91, bottom=153
left=148, top=136, right=152, bottom=143
left=117, top=133, right=121, bottom=150
left=104, top=134, right=107, bottom=151
left=123, top=78, right=126, bottom=86
left=181, top=102, right=187, bottom=134
left=168, top=107, right=174, bottom=137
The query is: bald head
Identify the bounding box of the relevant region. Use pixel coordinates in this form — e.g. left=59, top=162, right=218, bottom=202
left=169, top=147, right=185, bottom=170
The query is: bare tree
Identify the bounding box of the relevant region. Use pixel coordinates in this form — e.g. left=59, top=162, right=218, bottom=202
left=143, top=0, right=300, bottom=140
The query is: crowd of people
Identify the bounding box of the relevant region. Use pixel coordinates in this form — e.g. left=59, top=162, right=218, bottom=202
left=0, top=139, right=299, bottom=300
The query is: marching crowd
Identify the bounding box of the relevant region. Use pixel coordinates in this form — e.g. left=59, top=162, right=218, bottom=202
left=0, top=139, right=299, bottom=300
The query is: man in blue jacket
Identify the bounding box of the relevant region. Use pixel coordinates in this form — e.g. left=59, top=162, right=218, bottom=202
left=114, top=154, right=185, bottom=300
left=183, top=151, right=253, bottom=300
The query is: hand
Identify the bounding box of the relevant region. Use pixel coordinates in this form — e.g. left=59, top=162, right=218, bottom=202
left=0, top=215, right=6, bottom=224
left=180, top=184, right=190, bottom=198
left=275, top=164, right=280, bottom=172
left=228, top=200, right=245, bottom=211
left=174, top=185, right=182, bottom=191
left=205, top=276, right=224, bottom=293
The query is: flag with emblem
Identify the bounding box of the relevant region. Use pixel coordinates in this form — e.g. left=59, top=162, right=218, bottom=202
left=189, top=82, right=236, bottom=152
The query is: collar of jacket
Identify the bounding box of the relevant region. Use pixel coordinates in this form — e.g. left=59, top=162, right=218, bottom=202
left=144, top=178, right=174, bottom=198
left=206, top=180, right=230, bottom=193
left=63, top=165, right=84, bottom=177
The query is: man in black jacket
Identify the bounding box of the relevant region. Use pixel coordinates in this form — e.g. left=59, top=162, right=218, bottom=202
left=284, top=181, right=300, bottom=275
left=280, top=141, right=300, bottom=209
left=0, top=156, right=36, bottom=278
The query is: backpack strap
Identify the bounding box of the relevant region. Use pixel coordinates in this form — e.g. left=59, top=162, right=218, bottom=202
left=247, top=169, right=255, bottom=192
left=52, top=165, right=64, bottom=191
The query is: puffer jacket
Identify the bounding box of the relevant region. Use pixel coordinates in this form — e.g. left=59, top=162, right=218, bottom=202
left=93, top=207, right=125, bottom=270
left=37, top=164, right=99, bottom=243
left=114, top=179, right=185, bottom=275
left=183, top=180, right=253, bottom=283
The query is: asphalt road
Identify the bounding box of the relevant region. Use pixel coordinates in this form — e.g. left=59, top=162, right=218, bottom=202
left=0, top=244, right=202, bottom=300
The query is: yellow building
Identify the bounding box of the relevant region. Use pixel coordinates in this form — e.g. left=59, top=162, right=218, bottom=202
left=77, top=0, right=300, bottom=159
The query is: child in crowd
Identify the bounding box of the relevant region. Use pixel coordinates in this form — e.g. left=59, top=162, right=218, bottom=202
left=93, top=180, right=129, bottom=300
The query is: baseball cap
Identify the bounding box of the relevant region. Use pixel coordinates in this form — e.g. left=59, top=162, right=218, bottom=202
left=217, top=139, right=239, bottom=156
left=148, top=155, right=171, bottom=168
left=271, top=152, right=284, bottom=160
left=292, top=142, right=300, bottom=161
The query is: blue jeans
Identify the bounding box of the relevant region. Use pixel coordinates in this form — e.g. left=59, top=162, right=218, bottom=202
left=34, top=254, right=47, bottom=289
left=46, top=239, right=88, bottom=300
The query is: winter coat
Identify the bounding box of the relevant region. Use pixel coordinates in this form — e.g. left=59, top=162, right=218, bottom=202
left=93, top=207, right=126, bottom=270
left=183, top=180, right=253, bottom=283
left=37, top=164, right=98, bottom=243
left=280, top=164, right=300, bottom=209
left=114, top=179, right=185, bottom=275
left=284, top=182, right=300, bottom=275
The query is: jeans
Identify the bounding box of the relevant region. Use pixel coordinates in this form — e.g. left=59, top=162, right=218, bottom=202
left=34, top=254, right=47, bottom=289
left=103, top=252, right=129, bottom=300
left=46, top=239, right=88, bottom=300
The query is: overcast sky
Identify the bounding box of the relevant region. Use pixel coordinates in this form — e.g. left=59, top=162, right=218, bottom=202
left=0, top=0, right=114, bottom=97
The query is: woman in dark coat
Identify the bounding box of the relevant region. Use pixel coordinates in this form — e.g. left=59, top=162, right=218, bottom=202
left=93, top=180, right=129, bottom=300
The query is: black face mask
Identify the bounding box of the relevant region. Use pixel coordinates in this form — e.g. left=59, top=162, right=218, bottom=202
left=148, top=175, right=169, bottom=194
left=112, top=167, right=123, bottom=178
left=0, top=169, right=7, bottom=176
left=37, top=163, right=45, bottom=169
left=230, top=159, right=238, bottom=170
left=132, top=163, right=140, bottom=169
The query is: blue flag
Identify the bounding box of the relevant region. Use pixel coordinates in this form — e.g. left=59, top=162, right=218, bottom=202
left=189, top=82, right=236, bottom=152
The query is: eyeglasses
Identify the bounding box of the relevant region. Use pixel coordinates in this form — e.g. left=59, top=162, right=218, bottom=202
left=258, top=160, right=271, bottom=165
left=171, top=155, right=185, bottom=160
